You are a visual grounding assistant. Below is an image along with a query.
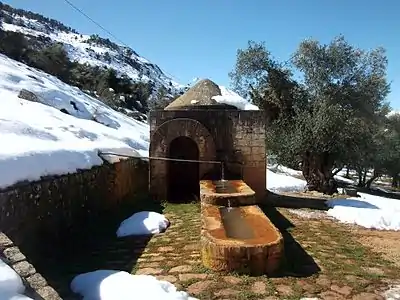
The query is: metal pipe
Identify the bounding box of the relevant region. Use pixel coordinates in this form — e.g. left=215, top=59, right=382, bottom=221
left=98, top=151, right=223, bottom=165
left=99, top=151, right=245, bottom=179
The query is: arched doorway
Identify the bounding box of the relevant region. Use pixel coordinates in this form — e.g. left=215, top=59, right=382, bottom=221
left=168, top=136, right=199, bottom=202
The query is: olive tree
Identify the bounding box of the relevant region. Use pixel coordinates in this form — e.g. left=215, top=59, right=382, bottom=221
left=230, top=37, right=390, bottom=194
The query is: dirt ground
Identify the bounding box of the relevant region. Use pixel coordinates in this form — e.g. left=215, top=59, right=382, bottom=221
left=283, top=188, right=400, bottom=269
left=350, top=226, right=400, bottom=268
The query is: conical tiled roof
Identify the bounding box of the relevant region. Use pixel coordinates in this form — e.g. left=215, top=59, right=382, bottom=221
left=164, top=79, right=222, bottom=110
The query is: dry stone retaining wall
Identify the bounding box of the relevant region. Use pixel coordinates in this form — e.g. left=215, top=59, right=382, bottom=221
left=0, top=157, right=149, bottom=299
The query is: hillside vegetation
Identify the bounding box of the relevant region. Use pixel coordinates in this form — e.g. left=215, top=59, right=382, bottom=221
left=0, top=2, right=183, bottom=119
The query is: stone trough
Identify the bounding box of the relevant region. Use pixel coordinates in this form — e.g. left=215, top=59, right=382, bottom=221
left=200, top=180, right=284, bottom=276
left=200, top=180, right=257, bottom=206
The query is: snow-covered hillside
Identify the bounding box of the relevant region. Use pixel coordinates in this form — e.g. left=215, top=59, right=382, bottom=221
left=0, top=53, right=149, bottom=189
left=0, top=3, right=183, bottom=95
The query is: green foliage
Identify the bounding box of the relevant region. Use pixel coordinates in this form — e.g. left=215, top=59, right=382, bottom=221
left=230, top=36, right=391, bottom=193
left=147, top=86, right=175, bottom=110
left=0, top=2, right=184, bottom=120
left=378, top=115, right=400, bottom=186
left=87, top=34, right=119, bottom=51
left=28, top=42, right=72, bottom=82
left=0, top=30, right=30, bottom=61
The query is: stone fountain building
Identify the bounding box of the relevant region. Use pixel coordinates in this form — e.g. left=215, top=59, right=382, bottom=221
left=149, top=79, right=266, bottom=203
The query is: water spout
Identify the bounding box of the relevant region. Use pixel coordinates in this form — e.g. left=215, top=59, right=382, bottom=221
left=227, top=199, right=232, bottom=211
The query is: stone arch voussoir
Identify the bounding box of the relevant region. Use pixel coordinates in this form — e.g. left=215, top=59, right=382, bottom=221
left=151, top=118, right=216, bottom=164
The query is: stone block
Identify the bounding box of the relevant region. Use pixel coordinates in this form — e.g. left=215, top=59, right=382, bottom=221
left=37, top=286, right=62, bottom=300
left=26, top=273, right=48, bottom=289
left=0, top=232, right=13, bottom=248
left=3, top=246, right=25, bottom=263
left=13, top=261, right=36, bottom=277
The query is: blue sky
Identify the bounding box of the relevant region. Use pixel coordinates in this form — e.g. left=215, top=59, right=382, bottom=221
left=5, top=0, right=400, bottom=109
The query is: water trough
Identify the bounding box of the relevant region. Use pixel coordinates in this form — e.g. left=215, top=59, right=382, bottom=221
left=200, top=203, right=284, bottom=275
left=200, top=179, right=284, bottom=276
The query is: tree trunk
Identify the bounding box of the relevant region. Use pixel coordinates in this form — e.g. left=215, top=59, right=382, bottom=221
left=357, top=168, right=363, bottom=187
left=362, top=169, right=367, bottom=186
left=301, top=151, right=338, bottom=195
left=345, top=167, right=350, bottom=179
left=366, top=169, right=380, bottom=189
left=392, top=173, right=400, bottom=188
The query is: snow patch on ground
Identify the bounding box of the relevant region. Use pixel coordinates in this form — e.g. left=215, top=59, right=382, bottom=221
left=326, top=193, right=400, bottom=231
left=70, top=270, right=197, bottom=300
left=0, top=295, right=33, bottom=300
left=0, top=54, right=149, bottom=189
left=266, top=169, right=306, bottom=193
left=116, top=211, right=170, bottom=237
left=382, top=284, right=400, bottom=299
left=268, top=164, right=303, bottom=177
left=0, top=258, right=32, bottom=299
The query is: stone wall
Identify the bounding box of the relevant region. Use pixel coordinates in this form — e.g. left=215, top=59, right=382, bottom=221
left=0, top=157, right=149, bottom=299
left=149, top=109, right=266, bottom=202
left=233, top=111, right=267, bottom=202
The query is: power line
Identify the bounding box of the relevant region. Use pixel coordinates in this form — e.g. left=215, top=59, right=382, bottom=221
left=61, top=0, right=184, bottom=84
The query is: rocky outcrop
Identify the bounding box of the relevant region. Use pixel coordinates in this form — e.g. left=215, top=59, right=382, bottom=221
left=18, top=89, right=40, bottom=103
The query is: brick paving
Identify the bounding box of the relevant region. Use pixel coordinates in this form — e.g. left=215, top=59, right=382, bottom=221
left=132, top=204, right=400, bottom=300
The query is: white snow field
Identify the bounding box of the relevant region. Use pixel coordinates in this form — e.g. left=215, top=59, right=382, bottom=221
left=116, top=211, right=170, bottom=237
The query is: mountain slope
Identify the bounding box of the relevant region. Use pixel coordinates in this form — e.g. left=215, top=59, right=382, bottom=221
left=0, top=2, right=183, bottom=100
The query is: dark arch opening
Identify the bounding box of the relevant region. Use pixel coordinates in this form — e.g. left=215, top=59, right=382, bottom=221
left=167, top=136, right=200, bottom=203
